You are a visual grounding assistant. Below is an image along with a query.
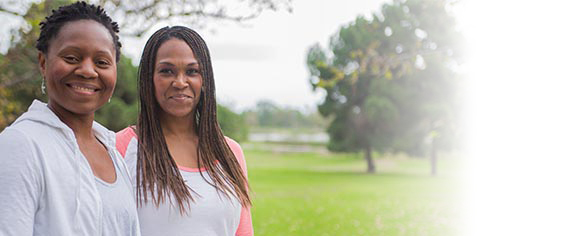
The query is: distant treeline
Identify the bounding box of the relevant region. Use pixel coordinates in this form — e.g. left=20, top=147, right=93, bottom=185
left=242, top=100, right=328, bottom=130
left=219, top=100, right=330, bottom=143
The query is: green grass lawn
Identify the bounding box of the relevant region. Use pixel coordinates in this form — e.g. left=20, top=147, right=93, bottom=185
left=244, top=147, right=462, bottom=236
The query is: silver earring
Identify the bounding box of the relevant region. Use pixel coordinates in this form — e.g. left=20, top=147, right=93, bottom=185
left=108, top=97, right=111, bottom=103
left=41, top=80, right=46, bottom=94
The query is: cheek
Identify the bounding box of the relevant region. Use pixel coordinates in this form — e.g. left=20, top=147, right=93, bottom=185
left=45, top=61, right=69, bottom=82
left=191, top=79, right=203, bottom=94
left=153, top=77, right=167, bottom=101
left=103, top=69, right=117, bottom=91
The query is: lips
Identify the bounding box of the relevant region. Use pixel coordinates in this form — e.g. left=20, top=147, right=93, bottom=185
left=169, top=94, right=193, bottom=99
left=66, top=82, right=101, bottom=94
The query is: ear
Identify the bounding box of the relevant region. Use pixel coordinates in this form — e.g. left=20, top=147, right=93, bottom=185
left=38, top=52, right=46, bottom=78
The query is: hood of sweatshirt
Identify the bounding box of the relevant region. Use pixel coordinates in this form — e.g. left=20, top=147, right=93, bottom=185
left=12, top=99, right=116, bottom=148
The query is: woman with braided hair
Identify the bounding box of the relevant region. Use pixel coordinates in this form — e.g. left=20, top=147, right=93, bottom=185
left=0, top=2, right=140, bottom=235
left=116, top=26, right=253, bottom=236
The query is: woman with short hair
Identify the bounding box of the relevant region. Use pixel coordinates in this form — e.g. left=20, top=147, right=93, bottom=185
left=0, top=2, right=140, bottom=235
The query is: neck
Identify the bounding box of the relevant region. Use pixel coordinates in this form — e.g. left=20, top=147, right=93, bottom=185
left=160, top=113, right=197, bottom=138
left=48, top=102, right=95, bottom=140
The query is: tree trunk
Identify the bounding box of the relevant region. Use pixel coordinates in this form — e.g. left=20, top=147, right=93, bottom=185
left=431, top=138, right=437, bottom=176
left=365, top=145, right=376, bottom=173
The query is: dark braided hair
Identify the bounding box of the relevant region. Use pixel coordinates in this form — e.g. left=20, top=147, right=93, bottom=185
left=36, top=1, right=121, bottom=62
left=136, top=26, right=251, bottom=214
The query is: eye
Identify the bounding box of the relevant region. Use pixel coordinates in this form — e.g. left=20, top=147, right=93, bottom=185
left=158, top=68, right=174, bottom=75
left=96, top=59, right=111, bottom=67
left=186, top=69, right=200, bottom=76
left=63, top=56, right=79, bottom=63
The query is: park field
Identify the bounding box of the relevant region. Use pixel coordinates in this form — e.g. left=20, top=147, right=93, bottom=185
left=244, top=146, right=463, bottom=236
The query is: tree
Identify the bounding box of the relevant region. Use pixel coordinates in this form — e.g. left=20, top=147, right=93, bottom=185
left=307, top=0, right=462, bottom=173
left=217, top=104, right=249, bottom=142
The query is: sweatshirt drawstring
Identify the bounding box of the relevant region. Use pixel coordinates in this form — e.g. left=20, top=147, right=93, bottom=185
left=71, top=135, right=82, bottom=234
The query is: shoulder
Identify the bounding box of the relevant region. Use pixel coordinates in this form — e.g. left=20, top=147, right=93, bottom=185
left=224, top=136, right=243, bottom=154
left=0, top=127, right=42, bottom=175
left=8, top=118, right=56, bottom=138
left=117, top=126, right=137, bottom=140
left=224, top=136, right=248, bottom=174
left=0, top=127, right=35, bottom=154
left=116, top=126, right=137, bottom=158
left=0, top=124, right=48, bottom=157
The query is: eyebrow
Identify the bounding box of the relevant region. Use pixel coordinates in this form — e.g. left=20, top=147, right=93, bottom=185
left=59, top=46, right=114, bottom=57
left=157, top=61, right=199, bottom=67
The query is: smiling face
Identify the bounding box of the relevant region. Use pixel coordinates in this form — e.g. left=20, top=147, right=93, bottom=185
left=153, top=38, right=203, bottom=120
left=39, top=19, right=116, bottom=116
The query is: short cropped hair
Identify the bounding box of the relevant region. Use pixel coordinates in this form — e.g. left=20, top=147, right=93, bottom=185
left=36, top=1, right=121, bottom=62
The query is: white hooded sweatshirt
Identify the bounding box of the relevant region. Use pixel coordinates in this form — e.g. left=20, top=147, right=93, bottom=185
left=0, top=100, right=140, bottom=236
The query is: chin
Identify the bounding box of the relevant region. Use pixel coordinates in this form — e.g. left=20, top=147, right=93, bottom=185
left=165, top=109, right=195, bottom=119
left=66, top=101, right=106, bottom=115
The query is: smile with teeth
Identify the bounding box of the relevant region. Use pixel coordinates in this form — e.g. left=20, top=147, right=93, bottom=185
left=67, top=83, right=99, bottom=93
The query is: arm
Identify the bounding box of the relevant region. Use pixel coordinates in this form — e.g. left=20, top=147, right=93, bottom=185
left=236, top=205, right=253, bottom=236
left=226, top=138, right=254, bottom=236
left=0, top=129, right=42, bottom=236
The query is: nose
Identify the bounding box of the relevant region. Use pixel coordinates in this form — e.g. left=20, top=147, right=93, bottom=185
left=172, top=73, right=188, bottom=89
left=75, top=59, right=98, bottom=79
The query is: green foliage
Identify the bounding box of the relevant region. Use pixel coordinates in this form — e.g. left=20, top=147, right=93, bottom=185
left=217, top=104, right=249, bottom=142
left=307, top=0, right=462, bottom=159
left=0, top=87, right=19, bottom=129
